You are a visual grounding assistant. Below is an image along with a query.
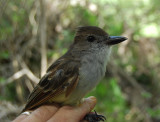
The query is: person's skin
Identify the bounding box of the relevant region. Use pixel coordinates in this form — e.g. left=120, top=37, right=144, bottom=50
left=13, top=96, right=96, bottom=122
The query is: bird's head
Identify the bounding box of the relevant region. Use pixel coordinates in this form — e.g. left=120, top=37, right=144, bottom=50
left=72, top=26, right=127, bottom=52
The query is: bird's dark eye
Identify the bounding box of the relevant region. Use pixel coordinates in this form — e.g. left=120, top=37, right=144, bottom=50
left=87, top=36, right=95, bottom=42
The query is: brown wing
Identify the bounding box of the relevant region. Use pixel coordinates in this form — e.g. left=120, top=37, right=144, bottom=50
left=22, top=57, right=80, bottom=112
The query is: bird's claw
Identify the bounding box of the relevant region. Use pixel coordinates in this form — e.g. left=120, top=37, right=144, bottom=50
left=84, top=110, right=106, bottom=122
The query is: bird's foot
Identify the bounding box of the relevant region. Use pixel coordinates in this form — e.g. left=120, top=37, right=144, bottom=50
left=84, top=110, right=106, bottom=122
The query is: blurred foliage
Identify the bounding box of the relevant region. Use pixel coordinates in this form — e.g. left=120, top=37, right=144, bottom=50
left=87, top=78, right=127, bottom=122
left=0, top=0, right=160, bottom=121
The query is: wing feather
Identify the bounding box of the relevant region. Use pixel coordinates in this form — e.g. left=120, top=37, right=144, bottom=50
left=22, top=57, right=80, bottom=112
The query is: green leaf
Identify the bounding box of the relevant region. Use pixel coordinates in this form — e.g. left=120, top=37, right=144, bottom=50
left=0, top=51, right=10, bottom=59
left=0, top=77, right=5, bottom=83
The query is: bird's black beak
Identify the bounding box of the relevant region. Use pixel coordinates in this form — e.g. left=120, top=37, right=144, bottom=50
left=107, top=36, right=127, bottom=45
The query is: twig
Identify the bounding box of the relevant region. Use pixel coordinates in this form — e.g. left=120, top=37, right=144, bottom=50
left=1, top=68, right=39, bottom=86
left=39, top=0, right=47, bottom=77
left=24, top=68, right=40, bottom=84
left=25, top=79, right=34, bottom=92
left=1, top=69, right=26, bottom=86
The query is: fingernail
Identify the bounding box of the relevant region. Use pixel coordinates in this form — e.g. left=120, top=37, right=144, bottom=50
left=88, top=96, right=97, bottom=103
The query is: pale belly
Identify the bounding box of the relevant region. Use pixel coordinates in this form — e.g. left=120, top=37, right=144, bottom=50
left=63, top=51, right=110, bottom=105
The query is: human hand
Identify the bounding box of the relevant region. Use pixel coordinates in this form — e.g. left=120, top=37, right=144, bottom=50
left=13, top=96, right=96, bottom=122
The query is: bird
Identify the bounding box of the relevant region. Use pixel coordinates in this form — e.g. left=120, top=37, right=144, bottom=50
left=22, top=26, right=127, bottom=121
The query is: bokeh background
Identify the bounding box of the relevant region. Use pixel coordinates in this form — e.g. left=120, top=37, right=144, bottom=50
left=0, top=0, right=160, bottom=121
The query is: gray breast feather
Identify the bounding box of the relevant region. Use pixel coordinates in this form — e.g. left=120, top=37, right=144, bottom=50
left=78, top=47, right=111, bottom=92
left=64, top=47, right=111, bottom=105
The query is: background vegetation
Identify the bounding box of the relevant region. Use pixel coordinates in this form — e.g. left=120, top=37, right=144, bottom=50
left=0, top=0, right=160, bottom=121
